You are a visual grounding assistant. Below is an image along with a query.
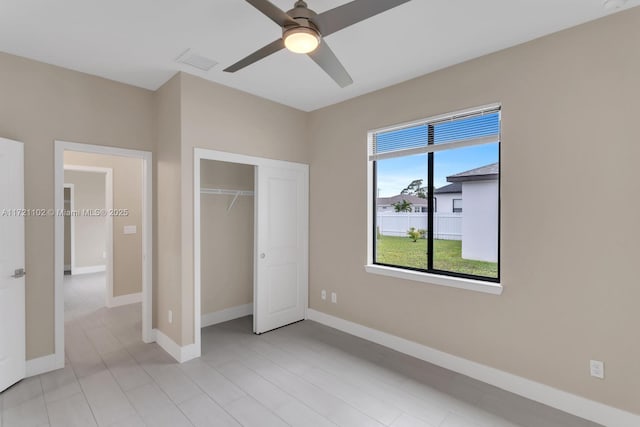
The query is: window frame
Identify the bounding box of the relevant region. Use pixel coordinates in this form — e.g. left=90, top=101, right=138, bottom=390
left=366, top=103, right=502, bottom=295
left=452, top=198, right=463, bottom=213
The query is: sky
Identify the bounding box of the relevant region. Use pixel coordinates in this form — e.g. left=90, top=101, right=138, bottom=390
left=375, top=113, right=500, bottom=197
left=376, top=143, right=499, bottom=196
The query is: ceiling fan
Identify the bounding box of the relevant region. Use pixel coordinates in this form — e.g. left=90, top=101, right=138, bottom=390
left=224, top=0, right=412, bottom=87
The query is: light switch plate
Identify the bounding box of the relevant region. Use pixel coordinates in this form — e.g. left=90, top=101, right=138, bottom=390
left=590, top=360, right=604, bottom=379
left=123, top=225, right=137, bottom=235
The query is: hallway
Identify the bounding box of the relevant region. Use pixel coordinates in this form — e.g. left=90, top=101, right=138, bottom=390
left=64, top=272, right=106, bottom=322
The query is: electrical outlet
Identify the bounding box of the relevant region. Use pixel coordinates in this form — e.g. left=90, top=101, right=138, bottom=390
left=590, top=360, right=604, bottom=379
left=168, top=310, right=173, bottom=324
left=331, top=292, right=337, bottom=304
left=321, top=290, right=327, bottom=300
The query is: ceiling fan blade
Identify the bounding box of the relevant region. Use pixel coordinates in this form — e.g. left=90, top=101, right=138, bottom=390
left=245, top=0, right=298, bottom=27
left=315, top=0, right=412, bottom=36
left=308, top=41, right=353, bottom=88
left=224, top=39, right=285, bottom=73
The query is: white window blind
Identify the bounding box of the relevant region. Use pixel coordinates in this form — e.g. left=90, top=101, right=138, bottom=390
left=368, top=104, right=501, bottom=161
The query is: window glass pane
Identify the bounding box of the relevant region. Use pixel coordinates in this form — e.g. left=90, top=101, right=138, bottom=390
left=433, top=143, right=499, bottom=278
left=375, top=154, right=428, bottom=270
left=433, top=112, right=500, bottom=144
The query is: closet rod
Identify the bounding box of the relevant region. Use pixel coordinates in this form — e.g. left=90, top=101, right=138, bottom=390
left=200, top=187, right=254, bottom=211
left=200, top=188, right=254, bottom=196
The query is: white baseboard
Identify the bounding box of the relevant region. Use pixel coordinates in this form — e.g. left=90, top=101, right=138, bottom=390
left=154, top=329, right=200, bottom=363
left=107, top=292, right=142, bottom=308
left=143, top=327, right=157, bottom=344
left=307, top=309, right=640, bottom=427
left=26, top=353, right=64, bottom=377
left=72, top=265, right=106, bottom=275
left=201, top=303, right=253, bottom=328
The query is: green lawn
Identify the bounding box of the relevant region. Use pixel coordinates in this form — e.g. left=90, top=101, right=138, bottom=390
left=376, top=236, right=498, bottom=278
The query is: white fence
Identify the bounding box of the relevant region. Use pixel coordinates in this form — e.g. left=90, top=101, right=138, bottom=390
left=377, top=212, right=462, bottom=240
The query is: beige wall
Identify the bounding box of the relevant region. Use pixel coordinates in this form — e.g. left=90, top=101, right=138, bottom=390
left=200, top=160, right=254, bottom=315
left=64, top=152, right=144, bottom=297
left=153, top=74, right=182, bottom=340
left=63, top=170, right=106, bottom=268
left=0, top=52, right=154, bottom=359
left=307, top=8, right=640, bottom=415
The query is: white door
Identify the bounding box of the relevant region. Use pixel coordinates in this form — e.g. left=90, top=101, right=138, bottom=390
left=255, top=164, right=308, bottom=334
left=0, top=137, right=25, bottom=392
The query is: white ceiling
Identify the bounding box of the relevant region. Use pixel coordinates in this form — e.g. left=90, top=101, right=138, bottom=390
left=0, top=0, right=637, bottom=111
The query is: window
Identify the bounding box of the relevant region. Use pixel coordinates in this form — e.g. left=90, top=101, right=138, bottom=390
left=369, top=104, right=500, bottom=283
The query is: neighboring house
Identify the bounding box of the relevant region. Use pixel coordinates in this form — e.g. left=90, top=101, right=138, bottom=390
left=447, top=163, right=499, bottom=263
left=434, top=182, right=462, bottom=213
left=376, top=194, right=428, bottom=212
left=377, top=164, right=498, bottom=260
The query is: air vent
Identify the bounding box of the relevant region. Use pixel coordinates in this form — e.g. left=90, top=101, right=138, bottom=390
left=176, top=49, right=218, bottom=72
left=603, top=0, right=626, bottom=10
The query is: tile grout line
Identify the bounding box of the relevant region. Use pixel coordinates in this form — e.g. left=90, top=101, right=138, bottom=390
left=255, top=329, right=447, bottom=426
left=263, top=329, right=451, bottom=421
left=249, top=333, right=396, bottom=420
left=210, top=359, right=325, bottom=427
left=38, top=375, right=54, bottom=427
left=67, top=302, right=143, bottom=426
left=176, top=365, right=248, bottom=427
left=212, top=336, right=379, bottom=427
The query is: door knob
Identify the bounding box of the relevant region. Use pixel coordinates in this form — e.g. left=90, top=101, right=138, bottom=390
left=11, top=268, right=25, bottom=278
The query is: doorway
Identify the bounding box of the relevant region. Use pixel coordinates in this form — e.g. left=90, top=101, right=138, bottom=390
left=62, top=165, right=111, bottom=320
left=54, top=141, right=153, bottom=370
left=199, top=160, right=255, bottom=331
left=194, top=148, right=309, bottom=354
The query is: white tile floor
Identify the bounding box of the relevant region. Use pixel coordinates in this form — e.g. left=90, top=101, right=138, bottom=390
left=63, top=272, right=106, bottom=322
left=1, top=299, right=602, bottom=426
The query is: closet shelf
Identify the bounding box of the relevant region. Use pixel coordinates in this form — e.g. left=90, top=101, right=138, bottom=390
left=200, top=187, right=254, bottom=211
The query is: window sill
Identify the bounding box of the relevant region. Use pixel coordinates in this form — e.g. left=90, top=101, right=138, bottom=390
left=364, top=264, right=503, bottom=295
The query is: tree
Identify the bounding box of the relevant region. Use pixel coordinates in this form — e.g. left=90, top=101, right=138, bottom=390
left=407, top=227, right=420, bottom=242
left=400, top=179, right=427, bottom=199
left=392, top=199, right=412, bottom=212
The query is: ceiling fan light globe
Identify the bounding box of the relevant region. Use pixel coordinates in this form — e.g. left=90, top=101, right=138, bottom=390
left=284, top=27, right=320, bottom=54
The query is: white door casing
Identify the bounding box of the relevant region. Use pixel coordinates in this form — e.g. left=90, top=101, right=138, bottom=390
left=255, top=165, right=308, bottom=334
left=0, top=137, right=25, bottom=392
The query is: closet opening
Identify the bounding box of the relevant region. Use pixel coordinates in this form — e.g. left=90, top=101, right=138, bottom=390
left=194, top=148, right=309, bottom=356
left=199, top=160, right=255, bottom=332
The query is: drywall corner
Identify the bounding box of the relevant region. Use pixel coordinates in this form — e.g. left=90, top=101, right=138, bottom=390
left=153, top=73, right=183, bottom=344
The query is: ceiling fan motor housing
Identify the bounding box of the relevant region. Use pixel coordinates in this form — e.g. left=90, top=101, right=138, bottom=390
left=284, top=0, right=321, bottom=39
